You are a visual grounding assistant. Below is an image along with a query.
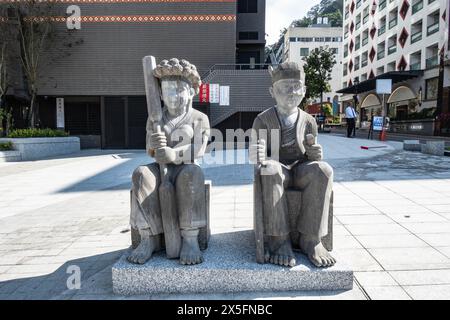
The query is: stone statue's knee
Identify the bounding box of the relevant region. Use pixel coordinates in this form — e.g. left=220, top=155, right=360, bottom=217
left=311, top=161, right=333, bottom=179
left=177, top=165, right=204, bottom=186
left=132, top=166, right=158, bottom=191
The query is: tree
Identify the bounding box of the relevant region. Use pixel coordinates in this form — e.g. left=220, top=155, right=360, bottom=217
left=302, top=47, right=336, bottom=115
left=10, top=1, right=57, bottom=128
left=2, top=2, right=83, bottom=128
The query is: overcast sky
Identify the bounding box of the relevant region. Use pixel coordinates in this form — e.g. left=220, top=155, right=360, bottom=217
left=265, top=0, right=321, bottom=45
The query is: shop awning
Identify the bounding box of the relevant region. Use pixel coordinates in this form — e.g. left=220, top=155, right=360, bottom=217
left=336, top=70, right=423, bottom=94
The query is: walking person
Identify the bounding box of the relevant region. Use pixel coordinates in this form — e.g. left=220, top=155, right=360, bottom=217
left=345, top=104, right=357, bottom=138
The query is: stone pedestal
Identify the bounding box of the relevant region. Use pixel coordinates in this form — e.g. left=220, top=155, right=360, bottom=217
left=112, top=230, right=353, bottom=295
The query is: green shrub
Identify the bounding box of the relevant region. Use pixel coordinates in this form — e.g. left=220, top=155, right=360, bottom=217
left=0, top=141, right=13, bottom=151
left=7, top=128, right=69, bottom=138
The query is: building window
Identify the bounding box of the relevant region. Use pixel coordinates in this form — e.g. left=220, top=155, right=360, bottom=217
left=314, top=37, right=325, bottom=42
left=289, top=37, right=297, bottom=42
left=425, top=77, right=439, bottom=100
left=300, top=48, right=310, bottom=56
left=239, top=31, right=259, bottom=40
left=238, top=0, right=257, bottom=13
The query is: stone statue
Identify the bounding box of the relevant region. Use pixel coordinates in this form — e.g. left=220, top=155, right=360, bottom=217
left=250, top=62, right=335, bottom=268
left=128, top=58, right=210, bottom=265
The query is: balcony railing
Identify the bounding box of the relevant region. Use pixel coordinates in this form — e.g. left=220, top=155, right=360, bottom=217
left=363, top=14, right=369, bottom=24
left=345, top=12, right=349, bottom=19
left=356, top=0, right=362, bottom=8
left=389, top=18, right=398, bottom=29
left=427, top=22, right=439, bottom=36
left=362, top=37, right=368, bottom=46
left=361, top=59, right=368, bottom=67
left=377, top=50, right=385, bottom=60
left=426, top=55, right=438, bottom=68
left=410, top=62, right=421, bottom=70
left=355, top=63, right=360, bottom=71
left=356, top=22, right=361, bottom=30
left=379, top=0, right=387, bottom=10
left=378, top=25, right=386, bottom=36
left=411, top=30, right=422, bottom=44
left=388, top=44, right=397, bottom=55
left=412, top=1, right=423, bottom=14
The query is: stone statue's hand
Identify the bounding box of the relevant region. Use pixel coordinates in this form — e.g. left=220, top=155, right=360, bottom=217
left=150, top=132, right=167, bottom=150
left=154, top=147, right=176, bottom=164
left=249, top=139, right=266, bottom=164
left=305, top=144, right=323, bottom=161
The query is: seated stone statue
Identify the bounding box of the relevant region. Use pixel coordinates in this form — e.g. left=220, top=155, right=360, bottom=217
left=128, top=58, right=210, bottom=265
left=250, top=62, right=335, bottom=268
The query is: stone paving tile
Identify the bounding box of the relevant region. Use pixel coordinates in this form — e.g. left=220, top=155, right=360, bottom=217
left=403, top=285, right=450, bottom=300
left=345, top=223, right=410, bottom=236
left=436, top=247, right=450, bottom=259
left=363, top=286, right=412, bottom=300
left=356, top=234, right=429, bottom=249
left=386, top=212, right=449, bottom=224
left=333, top=249, right=383, bottom=272
left=336, top=214, right=394, bottom=225
left=354, top=271, right=398, bottom=287
left=402, top=222, right=450, bottom=234
left=333, top=235, right=363, bottom=249
left=416, top=233, right=450, bottom=247
left=389, top=269, right=450, bottom=286
left=367, top=247, right=450, bottom=271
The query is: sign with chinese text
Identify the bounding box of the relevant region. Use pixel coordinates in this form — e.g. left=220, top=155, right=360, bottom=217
left=199, top=84, right=210, bottom=103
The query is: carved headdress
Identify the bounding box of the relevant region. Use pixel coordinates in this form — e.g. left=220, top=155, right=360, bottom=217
left=269, top=62, right=305, bottom=84
left=153, top=58, right=202, bottom=95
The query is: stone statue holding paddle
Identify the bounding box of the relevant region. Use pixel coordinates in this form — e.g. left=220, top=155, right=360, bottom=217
left=128, top=57, right=210, bottom=265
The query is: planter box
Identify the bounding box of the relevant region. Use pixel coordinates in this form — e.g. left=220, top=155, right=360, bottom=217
left=0, top=137, right=80, bottom=161
left=421, top=141, right=445, bottom=156
left=0, top=151, right=22, bottom=162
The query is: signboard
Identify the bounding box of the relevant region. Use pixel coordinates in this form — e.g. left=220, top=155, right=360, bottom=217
left=56, top=98, right=65, bottom=129
left=199, top=84, right=209, bottom=103
left=372, top=116, right=384, bottom=131
left=219, top=86, right=230, bottom=106
left=209, top=84, right=220, bottom=104
left=376, top=79, right=392, bottom=94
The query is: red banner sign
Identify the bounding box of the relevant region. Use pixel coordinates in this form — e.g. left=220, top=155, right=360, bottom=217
left=199, top=84, right=210, bottom=103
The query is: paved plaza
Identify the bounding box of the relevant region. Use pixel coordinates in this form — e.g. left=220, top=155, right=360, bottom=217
left=1, top=135, right=450, bottom=300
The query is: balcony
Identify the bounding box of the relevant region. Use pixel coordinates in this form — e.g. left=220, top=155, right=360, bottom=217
left=427, top=22, right=439, bottom=36
left=388, top=44, right=397, bottom=55
left=356, top=0, right=362, bottom=8
left=426, top=55, right=438, bottom=68
left=345, top=32, right=349, bottom=39
left=345, top=12, right=349, bottom=20
left=378, top=25, right=386, bottom=36
left=355, top=42, right=361, bottom=50
left=362, top=37, right=369, bottom=46
left=411, top=30, right=422, bottom=44
left=429, top=0, right=436, bottom=3
left=412, top=1, right=423, bottom=14
left=378, top=50, right=385, bottom=60
left=410, top=62, right=421, bottom=70
left=344, top=50, right=349, bottom=58
left=361, top=59, right=368, bottom=67
left=356, top=22, right=361, bottom=30
left=379, top=0, right=387, bottom=10
left=389, top=18, right=398, bottom=29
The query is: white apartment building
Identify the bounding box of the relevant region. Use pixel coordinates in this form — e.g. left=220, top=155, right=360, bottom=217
left=338, top=0, right=448, bottom=136
left=282, top=19, right=343, bottom=114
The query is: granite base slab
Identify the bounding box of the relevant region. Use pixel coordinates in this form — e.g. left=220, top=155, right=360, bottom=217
left=112, top=230, right=353, bottom=295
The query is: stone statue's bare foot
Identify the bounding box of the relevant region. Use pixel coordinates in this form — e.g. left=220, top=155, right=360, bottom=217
left=265, top=235, right=296, bottom=267
left=299, top=234, right=336, bottom=268
left=127, top=230, right=157, bottom=265
left=179, top=229, right=203, bottom=265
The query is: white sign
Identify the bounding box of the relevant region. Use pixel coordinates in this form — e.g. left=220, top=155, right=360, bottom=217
left=376, top=79, right=392, bottom=94
left=56, top=98, right=65, bottom=129
left=209, top=84, right=220, bottom=104
left=219, top=86, right=230, bottom=106
left=372, top=116, right=384, bottom=131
